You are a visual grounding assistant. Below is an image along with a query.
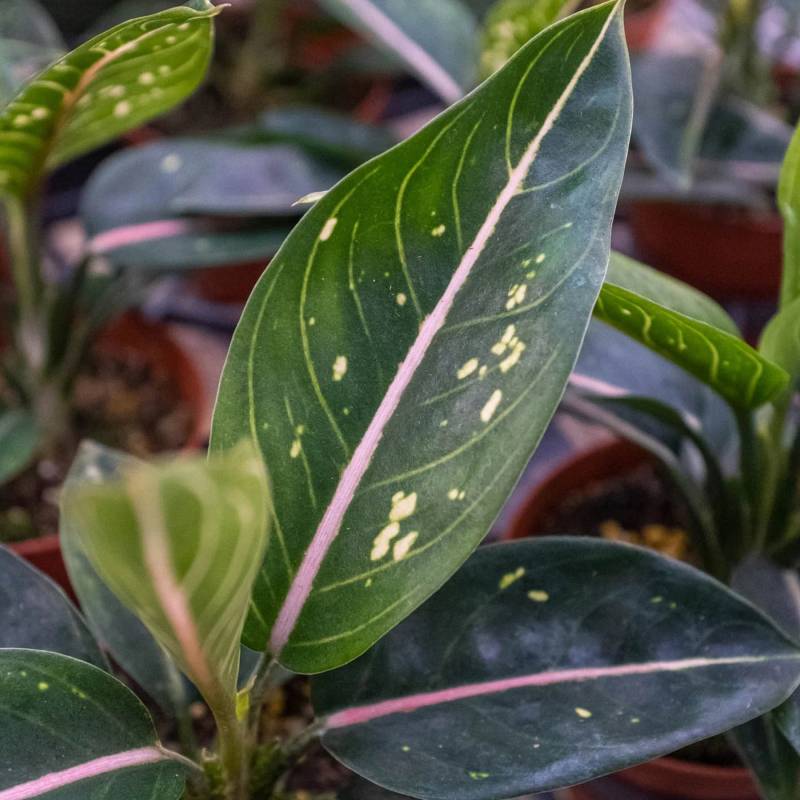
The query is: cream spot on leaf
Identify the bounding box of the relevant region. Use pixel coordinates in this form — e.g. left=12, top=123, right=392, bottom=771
left=393, top=531, right=418, bottom=561
left=390, top=492, right=417, bottom=522
left=575, top=707, right=592, bottom=719
left=332, top=355, right=348, bottom=381
left=499, top=567, right=525, bottom=589
left=480, top=389, right=502, bottom=423
left=320, top=217, right=338, bottom=241
left=528, top=590, right=549, bottom=602
left=457, top=358, right=479, bottom=379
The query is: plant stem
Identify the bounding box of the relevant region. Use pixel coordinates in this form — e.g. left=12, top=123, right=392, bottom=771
left=4, top=195, right=42, bottom=329
left=736, top=411, right=762, bottom=552
left=158, top=745, right=207, bottom=778
left=247, top=655, right=282, bottom=730
left=215, top=701, right=249, bottom=800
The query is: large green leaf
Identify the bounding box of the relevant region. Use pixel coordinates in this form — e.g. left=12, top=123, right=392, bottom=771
left=62, top=444, right=189, bottom=716
left=317, top=0, right=478, bottom=104
left=59, top=441, right=269, bottom=721
left=314, top=539, right=800, bottom=800
left=0, top=408, right=40, bottom=484
left=0, top=1, right=217, bottom=198
left=595, top=282, right=788, bottom=410
left=761, top=296, right=800, bottom=384
left=779, top=119, right=800, bottom=308
left=0, top=546, right=106, bottom=668
left=212, top=1, right=632, bottom=673
left=0, top=649, right=185, bottom=799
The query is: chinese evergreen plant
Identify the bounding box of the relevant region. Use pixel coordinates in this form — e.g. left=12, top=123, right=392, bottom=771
left=5, top=3, right=800, bottom=800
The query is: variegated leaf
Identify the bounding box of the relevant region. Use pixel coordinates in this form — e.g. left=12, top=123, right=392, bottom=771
left=0, top=1, right=217, bottom=198
left=595, top=282, right=788, bottom=410
left=59, top=441, right=269, bottom=721
left=212, top=2, right=632, bottom=673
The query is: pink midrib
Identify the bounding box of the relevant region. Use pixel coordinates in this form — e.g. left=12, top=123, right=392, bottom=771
left=0, top=747, right=167, bottom=800
left=325, top=655, right=774, bottom=728
left=89, top=220, right=194, bottom=253
left=268, top=6, right=620, bottom=657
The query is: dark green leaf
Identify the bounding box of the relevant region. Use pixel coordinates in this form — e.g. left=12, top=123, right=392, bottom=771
left=212, top=2, right=632, bottom=673
left=317, top=0, right=478, bottom=104
left=0, top=408, right=40, bottom=484
left=0, top=2, right=217, bottom=197
left=0, top=649, right=184, bottom=798
left=595, top=282, right=788, bottom=409
left=315, top=539, right=800, bottom=800
left=730, top=714, right=800, bottom=800
left=0, top=546, right=106, bottom=668
left=60, top=441, right=269, bottom=721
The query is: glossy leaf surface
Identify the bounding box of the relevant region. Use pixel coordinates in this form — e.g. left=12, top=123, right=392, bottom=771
left=0, top=546, right=106, bottom=668
left=315, top=539, right=800, bottom=800
left=60, top=441, right=268, bottom=718
left=0, top=649, right=184, bottom=799
left=212, top=2, right=632, bottom=672
left=595, top=282, right=788, bottom=409
left=0, top=2, right=217, bottom=197
left=62, top=445, right=188, bottom=715
left=0, top=408, right=39, bottom=484
left=317, top=0, right=478, bottom=104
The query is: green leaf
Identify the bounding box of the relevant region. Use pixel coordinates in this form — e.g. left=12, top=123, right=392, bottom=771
left=317, top=0, right=478, bottom=105
left=0, top=2, right=218, bottom=198
left=0, top=408, right=40, bottom=484
left=62, top=443, right=189, bottom=715
left=59, top=441, right=269, bottom=720
left=594, top=282, right=789, bottom=410
left=0, top=649, right=185, bottom=799
left=0, top=546, right=107, bottom=668
left=778, top=690, right=800, bottom=758
left=605, top=252, right=739, bottom=336
left=761, top=296, right=800, bottom=384
left=779, top=119, right=800, bottom=308
left=211, top=1, right=632, bottom=673
left=478, top=0, right=574, bottom=79
left=730, top=715, right=800, bottom=800
left=314, top=539, right=800, bottom=800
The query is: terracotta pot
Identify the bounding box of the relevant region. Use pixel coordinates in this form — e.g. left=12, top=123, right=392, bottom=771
left=624, top=0, right=666, bottom=53
left=7, top=313, right=209, bottom=594
left=189, top=260, right=267, bottom=305
left=504, top=440, right=651, bottom=541
left=628, top=200, right=782, bottom=301
left=509, top=441, right=758, bottom=800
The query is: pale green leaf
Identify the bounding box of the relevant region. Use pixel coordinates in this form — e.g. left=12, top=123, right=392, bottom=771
left=595, top=282, right=788, bottom=409
left=0, top=649, right=185, bottom=799
left=60, top=441, right=269, bottom=720
left=761, top=295, right=800, bottom=384
left=212, top=2, right=632, bottom=672
left=0, top=1, right=218, bottom=198
left=317, top=0, right=478, bottom=105
left=779, top=120, right=800, bottom=308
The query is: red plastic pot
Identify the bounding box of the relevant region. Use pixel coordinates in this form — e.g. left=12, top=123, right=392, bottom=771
left=624, top=0, right=667, bottom=53
left=628, top=200, right=782, bottom=301
left=189, top=260, right=267, bottom=305
left=507, top=441, right=759, bottom=800
left=7, top=313, right=210, bottom=594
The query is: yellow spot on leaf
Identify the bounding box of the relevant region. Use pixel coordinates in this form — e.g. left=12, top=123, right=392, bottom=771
left=37, top=682, right=49, bottom=691
left=431, top=224, right=446, bottom=237
left=402, top=745, right=411, bottom=752
left=458, top=358, right=479, bottom=379
left=320, top=217, right=338, bottom=241
left=448, top=488, right=459, bottom=500
left=371, top=522, right=400, bottom=561
left=528, top=590, right=549, bottom=602
left=32, top=107, right=49, bottom=120
left=393, top=531, right=418, bottom=561
left=481, top=389, right=502, bottom=423
left=332, top=355, right=348, bottom=381
left=575, top=707, right=592, bottom=719
left=114, top=100, right=131, bottom=118
left=469, top=771, right=490, bottom=780
left=139, top=72, right=155, bottom=85
left=390, top=492, right=417, bottom=522
left=506, top=283, right=528, bottom=310
left=536, top=253, right=546, bottom=264
left=396, top=293, right=407, bottom=306
left=499, top=567, right=525, bottom=589
left=290, top=440, right=302, bottom=459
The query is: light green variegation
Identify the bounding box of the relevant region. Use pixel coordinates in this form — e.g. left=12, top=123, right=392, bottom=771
left=0, top=1, right=217, bottom=198
left=60, top=441, right=269, bottom=737
left=213, top=1, right=632, bottom=673
left=595, top=282, right=788, bottom=410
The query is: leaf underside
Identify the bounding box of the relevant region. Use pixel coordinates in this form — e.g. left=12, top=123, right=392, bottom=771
left=212, top=1, right=632, bottom=673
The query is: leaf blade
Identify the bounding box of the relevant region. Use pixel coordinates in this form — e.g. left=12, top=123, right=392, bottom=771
left=314, top=539, right=800, bottom=800
left=212, top=1, right=632, bottom=673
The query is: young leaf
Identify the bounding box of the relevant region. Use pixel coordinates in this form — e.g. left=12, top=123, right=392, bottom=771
left=60, top=441, right=269, bottom=720
left=0, top=2, right=218, bottom=198
left=595, top=282, right=789, bottom=409
left=0, top=546, right=107, bottom=669
left=212, top=1, right=632, bottom=673
left=0, top=649, right=185, bottom=799
left=61, top=445, right=189, bottom=715
left=779, top=119, right=800, bottom=308
left=0, top=408, right=40, bottom=484
left=317, top=0, right=478, bottom=105
left=314, top=539, right=800, bottom=800
left=761, top=295, right=800, bottom=384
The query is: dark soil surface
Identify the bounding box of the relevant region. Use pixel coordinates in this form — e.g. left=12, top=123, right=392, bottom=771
left=0, top=346, right=194, bottom=542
